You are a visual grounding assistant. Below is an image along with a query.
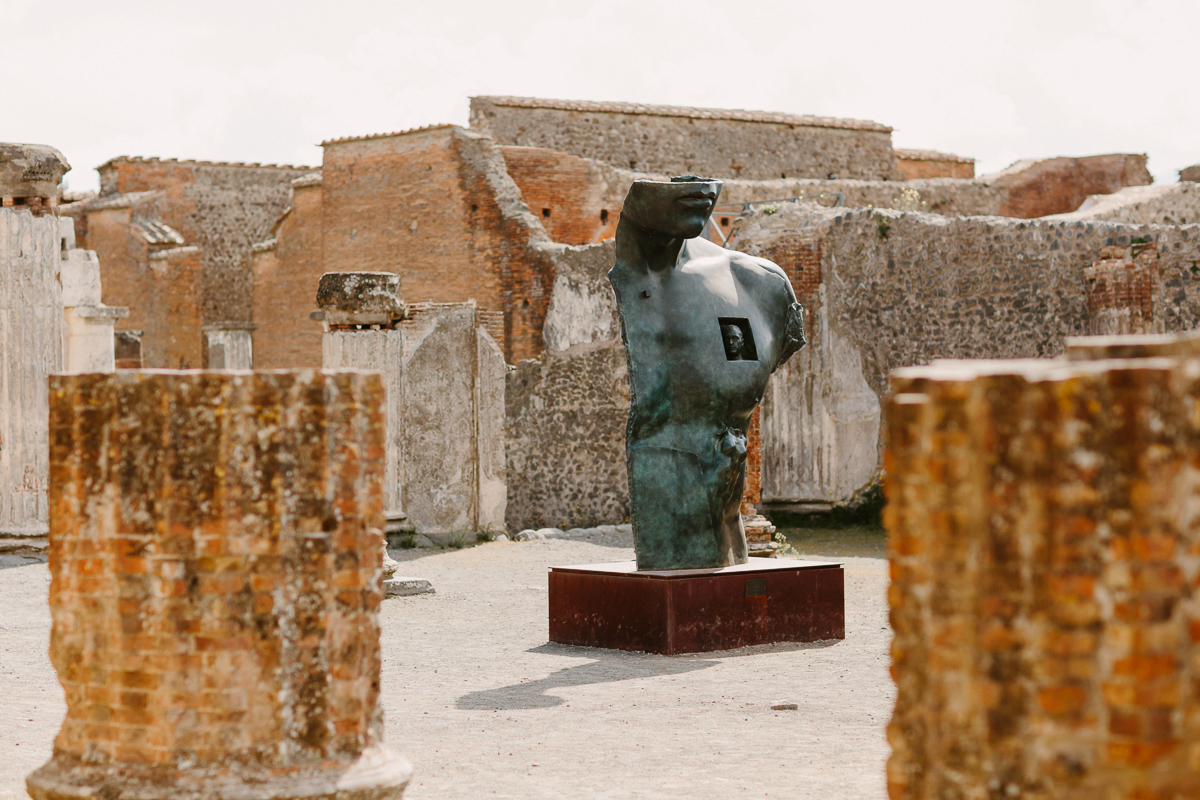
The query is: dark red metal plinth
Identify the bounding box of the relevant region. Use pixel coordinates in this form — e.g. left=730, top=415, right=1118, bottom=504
left=548, top=559, right=844, bottom=655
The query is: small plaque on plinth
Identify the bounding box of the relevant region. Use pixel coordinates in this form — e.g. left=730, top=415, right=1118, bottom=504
left=548, top=559, right=844, bottom=655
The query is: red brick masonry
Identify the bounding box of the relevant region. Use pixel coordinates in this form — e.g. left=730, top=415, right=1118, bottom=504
left=885, top=348, right=1200, bottom=800
left=27, top=370, right=410, bottom=800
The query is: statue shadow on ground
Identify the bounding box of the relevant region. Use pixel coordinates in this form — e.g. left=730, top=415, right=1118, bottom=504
left=455, top=640, right=840, bottom=711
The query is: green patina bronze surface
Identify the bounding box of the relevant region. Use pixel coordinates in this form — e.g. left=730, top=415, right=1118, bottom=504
left=609, top=177, right=806, bottom=570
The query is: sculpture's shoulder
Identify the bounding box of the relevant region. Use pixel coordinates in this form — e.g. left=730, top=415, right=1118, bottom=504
left=712, top=243, right=807, bottom=371
left=726, top=249, right=795, bottom=301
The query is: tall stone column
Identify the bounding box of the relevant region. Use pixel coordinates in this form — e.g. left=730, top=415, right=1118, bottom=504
left=0, top=143, right=69, bottom=535
left=27, top=370, right=411, bottom=800
left=318, top=272, right=407, bottom=518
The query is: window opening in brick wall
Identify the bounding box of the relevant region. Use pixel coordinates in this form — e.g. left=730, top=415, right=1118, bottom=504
left=720, top=218, right=730, bottom=227
left=542, top=208, right=551, bottom=218
left=600, top=209, right=608, bottom=224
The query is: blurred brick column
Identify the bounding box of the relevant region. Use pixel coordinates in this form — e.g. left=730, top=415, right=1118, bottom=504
left=740, top=407, right=778, bottom=556
left=884, top=346, right=1200, bottom=800
left=27, top=370, right=411, bottom=800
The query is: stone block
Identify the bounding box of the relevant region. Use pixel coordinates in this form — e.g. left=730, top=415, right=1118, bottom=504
left=0, top=143, right=69, bottom=200
left=27, top=370, right=410, bottom=800
left=383, top=577, right=435, bottom=597
left=317, top=271, right=406, bottom=327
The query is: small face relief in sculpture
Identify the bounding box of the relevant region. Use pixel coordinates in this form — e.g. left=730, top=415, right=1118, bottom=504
left=718, top=318, right=757, bottom=362
left=621, top=176, right=723, bottom=239
left=721, top=324, right=745, bottom=360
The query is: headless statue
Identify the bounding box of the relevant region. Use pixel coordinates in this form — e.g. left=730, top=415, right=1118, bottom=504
left=609, top=177, right=806, bottom=570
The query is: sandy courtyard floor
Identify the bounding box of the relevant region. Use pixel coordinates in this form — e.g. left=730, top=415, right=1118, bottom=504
left=0, top=530, right=891, bottom=799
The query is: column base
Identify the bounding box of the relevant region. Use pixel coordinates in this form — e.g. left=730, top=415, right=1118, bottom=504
left=27, top=746, right=412, bottom=800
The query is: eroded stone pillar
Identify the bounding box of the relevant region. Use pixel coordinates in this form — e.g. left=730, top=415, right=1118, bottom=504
left=884, top=344, right=1200, bottom=800
left=318, top=272, right=406, bottom=518
left=28, top=370, right=411, bottom=800
left=0, top=143, right=69, bottom=535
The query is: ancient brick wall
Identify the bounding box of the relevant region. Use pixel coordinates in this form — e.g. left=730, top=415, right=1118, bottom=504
left=500, top=146, right=620, bottom=245
left=992, top=154, right=1153, bottom=219
left=894, top=149, right=975, bottom=180
left=1085, top=243, right=1161, bottom=335
left=39, top=370, right=396, bottom=780
left=145, top=247, right=203, bottom=369
left=885, top=354, right=1200, bottom=800
left=94, top=157, right=307, bottom=327
left=251, top=175, right=324, bottom=368
left=318, top=126, right=556, bottom=365
left=79, top=202, right=203, bottom=369
left=505, top=240, right=629, bottom=530
left=471, top=96, right=900, bottom=181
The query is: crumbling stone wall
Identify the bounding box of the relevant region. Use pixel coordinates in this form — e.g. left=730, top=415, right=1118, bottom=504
left=732, top=204, right=1200, bottom=504
left=885, top=353, right=1200, bottom=800
left=1053, top=181, right=1200, bottom=227
left=500, top=145, right=1007, bottom=247
left=505, top=240, right=630, bottom=531
left=471, top=95, right=900, bottom=181
left=990, top=154, right=1153, bottom=218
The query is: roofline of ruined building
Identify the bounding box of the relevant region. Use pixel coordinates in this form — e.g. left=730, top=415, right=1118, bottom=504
left=471, top=95, right=893, bottom=134
left=58, top=189, right=164, bottom=213
left=95, top=156, right=315, bottom=172
left=893, top=148, right=975, bottom=164
left=320, top=124, right=459, bottom=147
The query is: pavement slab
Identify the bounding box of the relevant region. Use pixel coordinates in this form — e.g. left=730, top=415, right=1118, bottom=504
left=0, top=529, right=891, bottom=800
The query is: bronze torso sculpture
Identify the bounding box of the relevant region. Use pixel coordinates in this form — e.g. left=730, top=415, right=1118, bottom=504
left=609, top=177, right=806, bottom=570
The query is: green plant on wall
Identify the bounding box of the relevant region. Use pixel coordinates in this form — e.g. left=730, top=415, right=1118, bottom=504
left=876, top=216, right=891, bottom=240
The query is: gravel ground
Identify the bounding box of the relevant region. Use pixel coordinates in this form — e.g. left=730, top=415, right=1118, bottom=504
left=0, top=528, right=891, bottom=800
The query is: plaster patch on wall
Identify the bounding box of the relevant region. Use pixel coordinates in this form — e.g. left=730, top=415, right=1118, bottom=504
left=761, top=284, right=880, bottom=503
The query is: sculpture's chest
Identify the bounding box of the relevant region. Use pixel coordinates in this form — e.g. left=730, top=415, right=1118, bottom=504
left=619, top=266, right=777, bottom=409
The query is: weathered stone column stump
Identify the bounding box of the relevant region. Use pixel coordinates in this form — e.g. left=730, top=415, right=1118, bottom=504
left=885, top=347, right=1200, bottom=800
left=27, top=370, right=411, bottom=800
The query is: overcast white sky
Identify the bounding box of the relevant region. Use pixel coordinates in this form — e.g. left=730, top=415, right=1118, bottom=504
left=4, top=0, right=1197, bottom=192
